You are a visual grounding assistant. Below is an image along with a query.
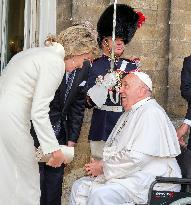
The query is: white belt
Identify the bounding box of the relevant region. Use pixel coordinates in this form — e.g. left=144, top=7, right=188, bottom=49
left=96, top=105, right=123, bottom=112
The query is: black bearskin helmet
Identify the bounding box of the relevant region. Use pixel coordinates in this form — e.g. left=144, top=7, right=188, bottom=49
left=97, top=4, right=139, bottom=47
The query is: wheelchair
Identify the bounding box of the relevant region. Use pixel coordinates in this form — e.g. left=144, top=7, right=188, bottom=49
left=144, top=176, right=191, bottom=205
left=139, top=146, right=191, bottom=205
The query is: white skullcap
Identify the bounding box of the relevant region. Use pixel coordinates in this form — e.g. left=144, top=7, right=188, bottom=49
left=132, top=71, right=152, bottom=91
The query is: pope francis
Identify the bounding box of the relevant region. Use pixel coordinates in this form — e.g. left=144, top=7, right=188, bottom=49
left=69, top=71, right=181, bottom=205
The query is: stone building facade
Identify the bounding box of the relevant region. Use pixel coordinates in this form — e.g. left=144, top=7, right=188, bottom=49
left=1, top=0, right=190, bottom=204
left=56, top=0, right=191, bottom=204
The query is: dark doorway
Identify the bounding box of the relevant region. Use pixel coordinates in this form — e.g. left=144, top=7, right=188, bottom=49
left=7, top=0, right=25, bottom=62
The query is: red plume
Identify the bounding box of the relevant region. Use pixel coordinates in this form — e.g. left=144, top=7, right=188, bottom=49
left=136, top=11, right=146, bottom=28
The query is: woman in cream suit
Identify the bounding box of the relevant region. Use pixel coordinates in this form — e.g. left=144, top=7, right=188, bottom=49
left=0, top=24, right=98, bottom=205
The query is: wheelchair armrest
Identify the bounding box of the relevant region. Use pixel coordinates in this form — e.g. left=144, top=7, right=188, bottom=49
left=155, top=176, right=191, bottom=184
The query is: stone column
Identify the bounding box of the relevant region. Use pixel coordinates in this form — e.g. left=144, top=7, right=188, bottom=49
left=167, top=0, right=191, bottom=117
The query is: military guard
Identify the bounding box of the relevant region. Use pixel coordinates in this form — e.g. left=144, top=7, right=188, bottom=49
left=86, top=4, right=145, bottom=159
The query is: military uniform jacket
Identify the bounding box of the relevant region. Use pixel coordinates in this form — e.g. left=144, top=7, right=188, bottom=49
left=87, top=55, right=138, bottom=141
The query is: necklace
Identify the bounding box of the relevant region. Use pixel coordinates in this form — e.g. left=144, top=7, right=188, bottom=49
left=106, top=112, right=130, bottom=147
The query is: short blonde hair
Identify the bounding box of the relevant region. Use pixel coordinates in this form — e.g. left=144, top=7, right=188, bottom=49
left=45, top=24, right=100, bottom=60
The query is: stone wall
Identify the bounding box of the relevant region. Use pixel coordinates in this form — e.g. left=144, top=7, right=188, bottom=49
left=56, top=1, right=191, bottom=204
left=56, top=0, right=72, bottom=33
left=57, top=0, right=180, bottom=109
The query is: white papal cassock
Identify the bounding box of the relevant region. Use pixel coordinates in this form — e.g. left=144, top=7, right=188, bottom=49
left=0, top=44, right=65, bottom=205
left=69, top=98, right=181, bottom=205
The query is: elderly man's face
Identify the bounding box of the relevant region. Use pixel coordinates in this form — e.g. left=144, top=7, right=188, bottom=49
left=119, top=74, right=143, bottom=111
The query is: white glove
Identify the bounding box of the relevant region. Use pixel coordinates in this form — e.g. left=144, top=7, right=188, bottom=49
left=87, top=72, right=117, bottom=108
left=102, top=72, right=117, bottom=88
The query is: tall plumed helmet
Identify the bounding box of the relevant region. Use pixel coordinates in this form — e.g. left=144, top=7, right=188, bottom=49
left=97, top=4, right=144, bottom=47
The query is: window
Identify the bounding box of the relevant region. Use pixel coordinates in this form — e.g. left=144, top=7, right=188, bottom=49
left=0, top=0, right=56, bottom=73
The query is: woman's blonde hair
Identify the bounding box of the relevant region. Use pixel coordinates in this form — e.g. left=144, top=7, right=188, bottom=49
left=45, top=23, right=100, bottom=60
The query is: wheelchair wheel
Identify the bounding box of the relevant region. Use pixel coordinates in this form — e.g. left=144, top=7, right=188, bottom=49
left=169, top=197, right=191, bottom=205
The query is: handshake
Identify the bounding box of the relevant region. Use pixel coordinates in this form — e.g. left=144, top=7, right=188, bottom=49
left=36, top=145, right=74, bottom=166
left=88, top=72, right=118, bottom=108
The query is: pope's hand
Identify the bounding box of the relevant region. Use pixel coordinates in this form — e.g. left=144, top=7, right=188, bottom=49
left=46, top=149, right=67, bottom=168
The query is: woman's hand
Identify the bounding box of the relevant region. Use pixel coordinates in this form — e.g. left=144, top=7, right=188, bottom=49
left=46, top=149, right=67, bottom=168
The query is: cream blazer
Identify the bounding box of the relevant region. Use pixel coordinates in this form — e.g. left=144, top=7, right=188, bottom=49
left=0, top=43, right=65, bottom=154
